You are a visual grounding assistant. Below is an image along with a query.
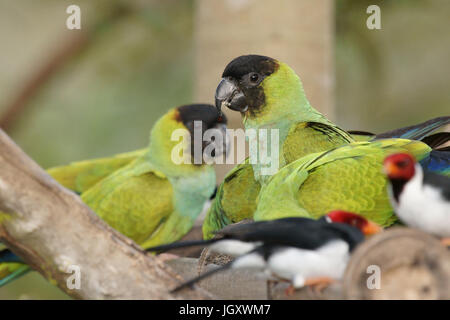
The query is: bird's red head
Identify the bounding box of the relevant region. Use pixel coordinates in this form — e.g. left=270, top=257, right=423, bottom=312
left=326, top=210, right=382, bottom=235
left=383, top=153, right=416, bottom=181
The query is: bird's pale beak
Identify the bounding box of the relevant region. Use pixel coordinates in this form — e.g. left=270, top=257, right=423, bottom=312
left=215, top=78, right=248, bottom=113
left=362, top=221, right=383, bottom=236
left=383, top=162, right=399, bottom=178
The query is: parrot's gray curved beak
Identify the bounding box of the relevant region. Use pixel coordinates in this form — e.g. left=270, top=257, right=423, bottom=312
left=215, top=78, right=248, bottom=114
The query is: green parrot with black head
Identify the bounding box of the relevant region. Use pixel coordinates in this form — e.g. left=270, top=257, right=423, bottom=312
left=203, top=55, right=450, bottom=239
left=203, top=55, right=353, bottom=238
left=0, top=103, right=228, bottom=287
left=81, top=103, right=228, bottom=248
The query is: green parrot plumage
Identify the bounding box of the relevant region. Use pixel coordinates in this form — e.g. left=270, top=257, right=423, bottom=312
left=204, top=55, right=354, bottom=238
left=203, top=56, right=354, bottom=238
left=79, top=104, right=227, bottom=248
left=48, top=149, right=147, bottom=195
left=203, top=55, right=449, bottom=239
left=0, top=104, right=227, bottom=287
left=254, top=139, right=436, bottom=225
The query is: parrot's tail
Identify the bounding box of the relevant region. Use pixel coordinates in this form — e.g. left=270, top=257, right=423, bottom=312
left=420, top=149, right=450, bottom=176
left=145, top=238, right=218, bottom=253
left=171, top=262, right=232, bottom=293
left=421, top=132, right=450, bottom=150
left=0, top=248, right=30, bottom=287
left=0, top=264, right=30, bottom=287
left=0, top=248, right=23, bottom=263
left=375, top=116, right=450, bottom=142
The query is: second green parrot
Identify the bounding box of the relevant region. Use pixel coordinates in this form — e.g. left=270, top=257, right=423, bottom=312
left=0, top=103, right=228, bottom=286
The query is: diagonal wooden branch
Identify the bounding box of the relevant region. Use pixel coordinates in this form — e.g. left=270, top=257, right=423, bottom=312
left=0, top=129, right=212, bottom=299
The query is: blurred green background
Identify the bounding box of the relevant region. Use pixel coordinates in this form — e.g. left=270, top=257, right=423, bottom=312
left=0, top=0, right=448, bottom=299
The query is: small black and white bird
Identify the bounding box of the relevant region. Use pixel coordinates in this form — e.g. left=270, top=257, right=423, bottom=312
left=384, top=153, right=450, bottom=243
left=147, top=211, right=381, bottom=292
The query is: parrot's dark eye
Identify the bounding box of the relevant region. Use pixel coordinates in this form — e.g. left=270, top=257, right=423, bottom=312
left=249, top=72, right=259, bottom=84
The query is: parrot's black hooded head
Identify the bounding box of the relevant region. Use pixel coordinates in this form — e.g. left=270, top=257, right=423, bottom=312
left=149, top=104, right=228, bottom=168
left=176, top=104, right=228, bottom=163
left=215, top=55, right=279, bottom=117
left=215, top=55, right=317, bottom=130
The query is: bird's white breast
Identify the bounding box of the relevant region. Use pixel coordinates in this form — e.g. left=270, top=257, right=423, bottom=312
left=232, top=252, right=266, bottom=270
left=267, top=240, right=350, bottom=288
left=209, top=240, right=261, bottom=257
left=394, top=166, right=450, bottom=237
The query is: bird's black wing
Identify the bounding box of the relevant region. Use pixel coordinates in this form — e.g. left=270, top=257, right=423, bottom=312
left=148, top=217, right=364, bottom=254
left=218, top=217, right=317, bottom=239
left=423, top=170, right=450, bottom=201
left=254, top=222, right=364, bottom=254
left=219, top=217, right=348, bottom=250
left=146, top=239, right=217, bottom=253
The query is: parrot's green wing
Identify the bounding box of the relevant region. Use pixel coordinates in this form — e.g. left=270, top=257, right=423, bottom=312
left=283, top=122, right=353, bottom=164
left=47, top=148, right=147, bottom=194
left=139, top=210, right=198, bottom=249
left=254, top=164, right=311, bottom=220
left=255, top=139, right=432, bottom=226
left=80, top=158, right=174, bottom=245
left=348, top=131, right=374, bottom=142
left=202, top=121, right=352, bottom=239
left=202, top=158, right=261, bottom=239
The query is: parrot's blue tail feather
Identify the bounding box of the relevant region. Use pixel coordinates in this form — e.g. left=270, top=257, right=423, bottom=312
left=0, top=265, right=31, bottom=287
left=420, top=150, right=450, bottom=176
left=376, top=116, right=450, bottom=141
left=0, top=249, right=29, bottom=287
left=0, top=249, right=23, bottom=263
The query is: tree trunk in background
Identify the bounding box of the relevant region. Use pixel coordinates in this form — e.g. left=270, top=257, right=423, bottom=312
left=194, top=0, right=335, bottom=181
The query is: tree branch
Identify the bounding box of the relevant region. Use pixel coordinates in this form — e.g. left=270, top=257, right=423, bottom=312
left=0, top=129, right=212, bottom=299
